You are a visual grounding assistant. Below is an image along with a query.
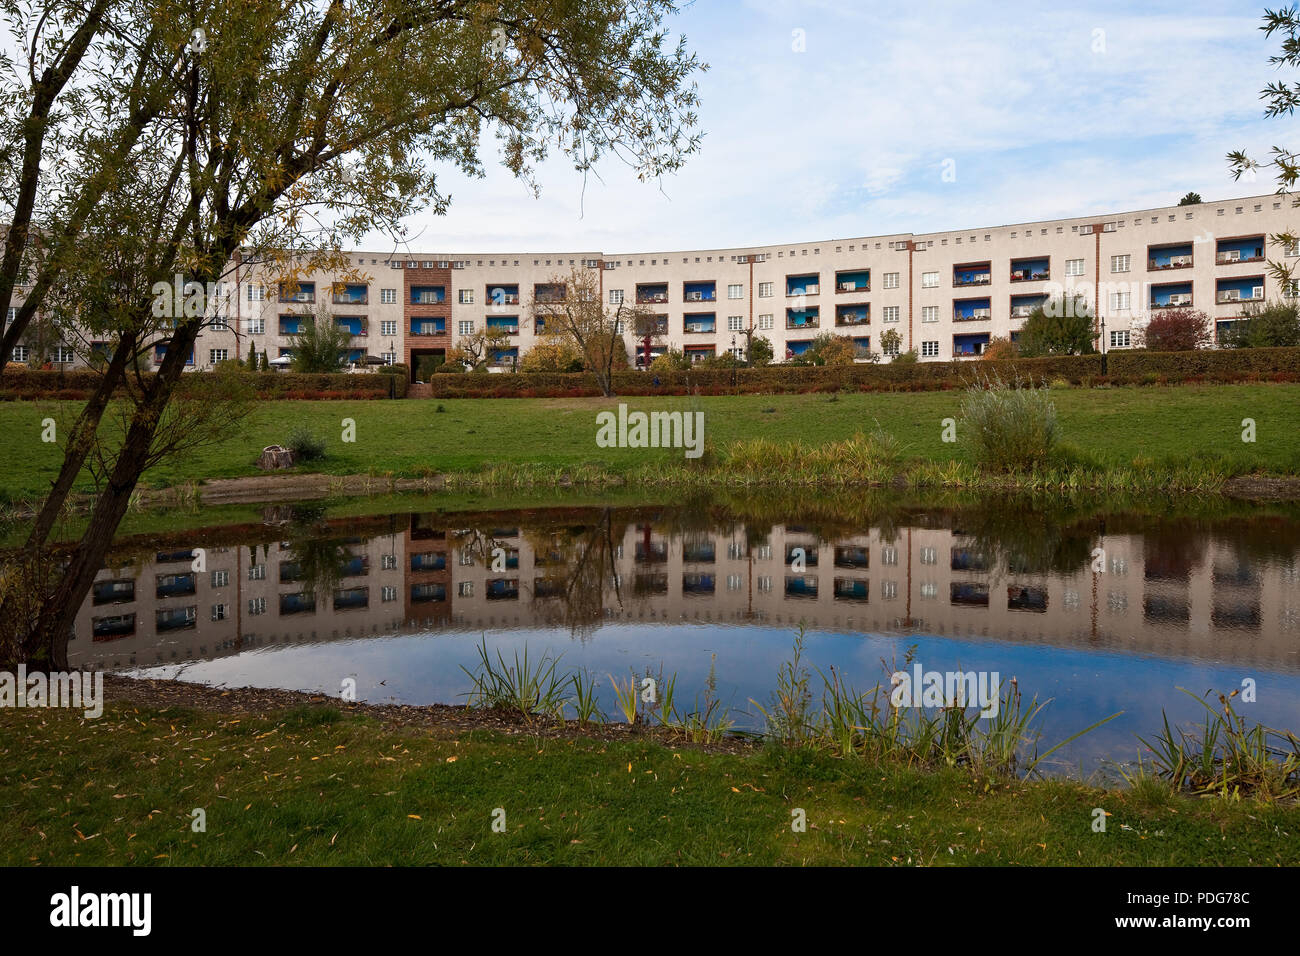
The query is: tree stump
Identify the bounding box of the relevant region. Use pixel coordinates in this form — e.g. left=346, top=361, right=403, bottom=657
left=256, top=445, right=297, bottom=471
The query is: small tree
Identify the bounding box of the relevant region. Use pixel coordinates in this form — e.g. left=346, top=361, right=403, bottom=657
left=1138, top=307, right=1212, bottom=351
left=289, top=305, right=351, bottom=373
left=1017, top=295, right=1096, bottom=356
left=520, top=338, right=583, bottom=372
left=1220, top=299, right=1300, bottom=348
left=1178, top=191, right=1203, bottom=206
left=748, top=335, right=774, bottom=366
left=879, top=328, right=902, bottom=359
left=457, top=326, right=513, bottom=368
left=981, top=336, right=1019, bottom=361
left=247, top=340, right=259, bottom=370
left=530, top=266, right=650, bottom=396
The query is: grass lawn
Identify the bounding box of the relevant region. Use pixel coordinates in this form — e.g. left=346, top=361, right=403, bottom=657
left=2, top=701, right=1297, bottom=866
left=2, top=383, right=1298, bottom=501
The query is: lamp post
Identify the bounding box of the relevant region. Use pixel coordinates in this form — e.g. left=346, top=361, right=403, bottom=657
left=1099, top=316, right=1108, bottom=376
left=730, top=333, right=737, bottom=387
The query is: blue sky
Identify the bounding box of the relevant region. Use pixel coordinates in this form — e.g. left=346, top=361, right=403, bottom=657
left=393, top=0, right=1291, bottom=252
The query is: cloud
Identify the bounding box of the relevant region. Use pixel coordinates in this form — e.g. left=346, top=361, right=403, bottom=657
left=373, top=2, right=1290, bottom=251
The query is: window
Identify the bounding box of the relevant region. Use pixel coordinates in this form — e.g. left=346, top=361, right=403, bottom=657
left=921, top=271, right=939, bottom=288
left=727, top=315, right=744, bottom=331
left=920, top=547, right=937, bottom=564
left=883, top=272, right=899, bottom=290
left=381, top=553, right=397, bottom=570
left=382, top=351, right=396, bottom=365
left=4, top=306, right=15, bottom=324
left=758, top=281, right=774, bottom=298
left=921, top=306, right=938, bottom=323
left=1111, top=254, right=1130, bottom=273
left=457, top=320, right=475, bottom=336
left=209, top=349, right=228, bottom=364
left=757, top=313, right=774, bottom=330
left=211, top=570, right=229, bottom=587
left=881, top=546, right=898, bottom=566
left=380, top=319, right=397, bottom=337
left=248, top=564, right=266, bottom=581
left=1065, top=259, right=1085, bottom=276
left=727, top=283, right=743, bottom=299
left=458, top=582, right=474, bottom=597
left=248, top=597, right=266, bottom=615
left=1109, top=291, right=1131, bottom=311
left=381, top=586, right=397, bottom=602
left=12, top=346, right=28, bottom=362
left=380, top=288, right=397, bottom=304
left=247, top=284, right=265, bottom=302
left=882, top=306, right=900, bottom=323
left=211, top=604, right=227, bottom=621
left=921, top=340, right=940, bottom=357
left=883, top=338, right=899, bottom=357
left=208, top=316, right=229, bottom=330
left=53, top=346, right=75, bottom=363
left=1109, top=329, right=1131, bottom=348
left=458, top=289, right=474, bottom=304
left=609, top=289, right=623, bottom=305
left=247, top=317, right=265, bottom=335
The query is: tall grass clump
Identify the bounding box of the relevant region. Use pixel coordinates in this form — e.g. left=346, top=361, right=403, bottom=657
left=285, top=425, right=328, bottom=462
left=1133, top=687, right=1300, bottom=801
left=460, top=638, right=568, bottom=721
left=959, top=374, right=1058, bottom=472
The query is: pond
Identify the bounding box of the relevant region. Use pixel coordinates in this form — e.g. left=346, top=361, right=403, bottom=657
left=70, top=496, right=1300, bottom=779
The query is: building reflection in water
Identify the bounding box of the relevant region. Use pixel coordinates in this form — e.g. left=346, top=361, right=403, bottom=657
left=69, top=504, right=1300, bottom=673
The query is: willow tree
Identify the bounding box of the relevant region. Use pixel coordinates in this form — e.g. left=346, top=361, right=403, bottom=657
left=0, top=0, right=704, bottom=669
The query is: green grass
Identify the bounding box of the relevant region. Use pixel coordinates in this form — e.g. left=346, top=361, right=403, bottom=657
left=2, top=701, right=1296, bottom=866
left=2, top=383, right=1298, bottom=502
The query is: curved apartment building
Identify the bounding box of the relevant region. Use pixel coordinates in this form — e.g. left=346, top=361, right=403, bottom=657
left=5, top=193, right=1293, bottom=375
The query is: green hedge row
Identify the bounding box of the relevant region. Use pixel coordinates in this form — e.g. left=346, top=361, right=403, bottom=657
left=0, top=367, right=405, bottom=400
left=415, top=348, right=1300, bottom=398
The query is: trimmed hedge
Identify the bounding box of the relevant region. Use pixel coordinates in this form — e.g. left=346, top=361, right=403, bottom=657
left=413, top=348, right=1300, bottom=398
left=0, top=367, right=400, bottom=400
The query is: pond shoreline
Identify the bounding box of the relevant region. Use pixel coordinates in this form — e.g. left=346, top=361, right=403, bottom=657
left=119, top=469, right=1300, bottom=508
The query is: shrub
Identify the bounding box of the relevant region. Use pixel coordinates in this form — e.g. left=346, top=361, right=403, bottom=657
left=1139, top=307, right=1213, bottom=351
left=959, top=376, right=1058, bottom=472
left=285, top=425, right=327, bottom=462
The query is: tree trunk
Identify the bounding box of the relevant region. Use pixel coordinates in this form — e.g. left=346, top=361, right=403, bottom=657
left=29, top=324, right=196, bottom=669
left=26, top=330, right=137, bottom=549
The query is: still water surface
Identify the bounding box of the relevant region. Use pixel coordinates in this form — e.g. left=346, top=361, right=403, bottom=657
left=71, top=500, right=1300, bottom=777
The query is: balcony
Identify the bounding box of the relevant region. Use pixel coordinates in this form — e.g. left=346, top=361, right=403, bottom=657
left=410, top=320, right=446, bottom=336
left=784, top=576, right=819, bottom=599
left=487, top=284, right=520, bottom=306
left=487, top=316, right=520, bottom=335
left=534, top=283, right=566, bottom=304
left=411, top=551, right=446, bottom=571
left=1148, top=244, right=1193, bottom=271
left=410, top=286, right=445, bottom=305
left=953, top=332, right=991, bottom=357
left=833, top=578, right=869, bottom=603
left=835, top=270, right=870, bottom=293
left=683, top=313, right=716, bottom=334
left=1216, top=237, right=1265, bottom=265
left=486, top=578, right=520, bottom=601
left=155, top=573, right=195, bottom=599
left=332, top=284, right=368, bottom=305
left=683, top=280, right=716, bottom=303
left=835, top=304, right=869, bottom=327
left=1215, top=278, right=1264, bottom=305
left=1149, top=283, right=1193, bottom=310
left=410, top=582, right=446, bottom=604
left=786, top=274, right=820, bottom=296
left=953, top=263, right=991, bottom=287
left=636, top=283, right=669, bottom=305
left=1009, top=257, right=1049, bottom=282
left=1010, top=294, right=1046, bottom=319
left=786, top=306, right=819, bottom=330
left=954, top=298, right=992, bottom=322
left=335, top=317, right=367, bottom=337
left=278, top=282, right=316, bottom=304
